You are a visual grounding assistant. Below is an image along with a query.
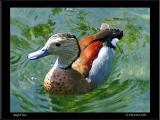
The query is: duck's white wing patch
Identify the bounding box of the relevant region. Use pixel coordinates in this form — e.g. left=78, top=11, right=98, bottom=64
left=89, top=46, right=115, bottom=87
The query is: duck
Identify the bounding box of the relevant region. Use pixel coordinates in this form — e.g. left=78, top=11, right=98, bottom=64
left=28, top=23, right=123, bottom=94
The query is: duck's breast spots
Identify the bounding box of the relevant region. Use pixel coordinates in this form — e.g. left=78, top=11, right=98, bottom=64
left=44, top=67, right=91, bottom=94
left=44, top=68, right=71, bottom=93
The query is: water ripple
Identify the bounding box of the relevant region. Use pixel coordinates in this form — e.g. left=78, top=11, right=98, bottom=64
left=10, top=50, right=22, bottom=72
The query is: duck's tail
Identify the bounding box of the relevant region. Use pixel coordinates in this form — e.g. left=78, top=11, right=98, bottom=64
left=94, top=27, right=123, bottom=42
left=79, top=23, right=123, bottom=51
left=98, top=23, right=124, bottom=55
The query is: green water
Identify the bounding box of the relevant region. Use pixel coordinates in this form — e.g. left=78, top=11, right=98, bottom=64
left=10, top=8, right=150, bottom=112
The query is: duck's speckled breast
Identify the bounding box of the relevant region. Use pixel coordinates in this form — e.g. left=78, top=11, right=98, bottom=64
left=44, top=65, right=91, bottom=94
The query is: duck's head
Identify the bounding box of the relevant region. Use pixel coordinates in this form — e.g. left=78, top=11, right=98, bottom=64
left=28, top=33, right=80, bottom=68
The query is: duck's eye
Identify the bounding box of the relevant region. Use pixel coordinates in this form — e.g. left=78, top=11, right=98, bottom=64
left=55, top=42, right=61, bottom=47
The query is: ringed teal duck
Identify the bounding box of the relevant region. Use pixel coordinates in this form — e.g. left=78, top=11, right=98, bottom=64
left=28, top=24, right=123, bottom=94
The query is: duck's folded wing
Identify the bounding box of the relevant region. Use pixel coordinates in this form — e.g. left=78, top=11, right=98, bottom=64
left=72, top=41, right=103, bottom=77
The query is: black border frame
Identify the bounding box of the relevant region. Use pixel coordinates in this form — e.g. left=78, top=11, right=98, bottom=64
left=0, top=1, right=1, bottom=119
left=2, top=0, right=159, bottom=120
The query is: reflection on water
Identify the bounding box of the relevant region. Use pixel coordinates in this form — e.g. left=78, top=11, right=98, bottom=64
left=10, top=8, right=150, bottom=112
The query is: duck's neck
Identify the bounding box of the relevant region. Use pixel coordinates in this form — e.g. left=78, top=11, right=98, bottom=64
left=57, top=57, right=74, bottom=69
left=57, top=50, right=80, bottom=69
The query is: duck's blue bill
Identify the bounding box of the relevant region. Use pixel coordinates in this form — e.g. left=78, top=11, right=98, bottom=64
left=28, top=48, right=48, bottom=60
